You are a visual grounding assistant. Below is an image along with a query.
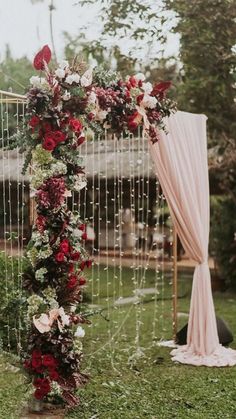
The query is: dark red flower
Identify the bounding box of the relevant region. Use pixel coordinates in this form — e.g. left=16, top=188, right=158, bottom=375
left=80, top=261, right=86, bottom=271
left=60, top=239, right=70, bottom=254
left=86, top=260, right=92, bottom=268
left=79, top=224, right=86, bottom=231
left=33, top=378, right=43, bottom=388
left=31, top=350, right=42, bottom=369
left=55, top=252, right=65, bottom=262
left=136, top=93, right=144, bottom=106
left=79, top=277, right=86, bottom=286
left=88, top=112, right=95, bottom=121
left=69, top=264, right=74, bottom=273
left=35, top=215, right=47, bottom=233
left=34, top=388, right=45, bottom=400
left=42, top=137, right=56, bottom=151
left=129, top=75, right=137, bottom=88
left=77, top=136, right=85, bottom=146
left=42, top=121, right=52, bottom=132
left=67, top=275, right=78, bottom=289
left=42, top=354, right=57, bottom=368
left=71, top=251, right=81, bottom=261
left=29, top=115, right=40, bottom=128
left=82, top=232, right=87, bottom=240
left=69, top=118, right=83, bottom=133
left=49, top=369, right=59, bottom=381
left=53, top=131, right=66, bottom=144
left=151, top=81, right=171, bottom=98
left=33, top=45, right=52, bottom=71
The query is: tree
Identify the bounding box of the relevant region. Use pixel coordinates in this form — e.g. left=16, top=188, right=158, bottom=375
left=0, top=45, right=33, bottom=94
left=164, top=0, right=236, bottom=140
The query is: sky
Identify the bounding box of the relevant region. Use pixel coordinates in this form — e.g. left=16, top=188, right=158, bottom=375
left=0, top=0, right=179, bottom=62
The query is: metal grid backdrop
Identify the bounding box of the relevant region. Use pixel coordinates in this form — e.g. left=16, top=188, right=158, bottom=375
left=0, top=89, right=178, bottom=355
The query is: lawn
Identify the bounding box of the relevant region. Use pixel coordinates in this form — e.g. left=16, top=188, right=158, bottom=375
left=0, top=265, right=236, bottom=419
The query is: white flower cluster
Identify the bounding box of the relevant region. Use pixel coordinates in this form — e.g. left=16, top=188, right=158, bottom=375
left=35, top=267, right=47, bottom=283
left=38, top=247, right=53, bottom=260
left=51, top=161, right=67, bottom=176
left=70, top=174, right=87, bottom=192
left=27, top=294, right=44, bottom=318
left=31, top=230, right=49, bottom=247
left=30, top=76, right=49, bottom=89
left=43, top=287, right=59, bottom=309
left=54, top=61, right=93, bottom=88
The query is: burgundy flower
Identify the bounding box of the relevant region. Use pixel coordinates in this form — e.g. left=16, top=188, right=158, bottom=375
left=77, top=136, right=85, bottom=146
left=71, top=251, right=81, bottom=261
left=55, top=252, right=65, bottom=263
left=68, top=264, right=74, bottom=273
left=42, top=137, right=56, bottom=151
left=136, top=93, right=144, bottom=106
left=49, top=369, right=59, bottom=381
left=79, top=277, right=86, bottom=286
left=60, top=239, right=70, bottom=254
left=31, top=350, right=42, bottom=370
left=69, top=118, right=83, bottom=133
left=82, top=232, right=87, bottom=240
left=42, top=354, right=57, bottom=368
left=29, top=115, right=40, bottom=128
left=80, top=261, right=86, bottom=271
left=35, top=215, right=47, bottom=233
left=42, top=121, right=52, bottom=132
left=129, top=75, right=137, bottom=88
left=53, top=130, right=66, bottom=144
left=67, top=274, right=78, bottom=289
left=86, top=260, right=92, bottom=268
left=78, top=224, right=86, bottom=231
left=34, top=388, right=45, bottom=400
left=36, top=177, right=66, bottom=209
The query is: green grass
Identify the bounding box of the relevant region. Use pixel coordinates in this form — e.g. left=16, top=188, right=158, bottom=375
left=0, top=266, right=236, bottom=419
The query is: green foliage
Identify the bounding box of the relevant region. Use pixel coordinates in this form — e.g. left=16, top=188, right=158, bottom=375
left=164, top=0, right=236, bottom=140
left=210, top=196, right=236, bottom=289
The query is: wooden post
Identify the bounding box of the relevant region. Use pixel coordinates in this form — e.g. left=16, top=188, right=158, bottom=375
left=172, top=226, right=178, bottom=341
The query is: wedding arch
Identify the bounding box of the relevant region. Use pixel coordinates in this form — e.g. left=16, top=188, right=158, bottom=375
left=1, top=45, right=236, bottom=410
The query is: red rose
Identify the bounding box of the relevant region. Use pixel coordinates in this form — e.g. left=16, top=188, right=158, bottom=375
left=40, top=378, right=51, bottom=392
left=78, top=224, right=86, bottom=231
left=69, top=118, right=83, bottom=133
left=71, top=251, right=81, bottom=261
left=151, top=81, right=171, bottom=98
left=49, top=369, right=59, bottom=381
left=60, top=239, right=70, bottom=254
left=127, top=120, right=138, bottom=132
left=55, top=252, right=65, bottom=262
left=80, top=261, right=86, bottom=271
left=77, top=136, right=85, bottom=146
left=31, top=350, right=42, bottom=369
left=33, top=378, right=43, bottom=388
left=29, top=115, right=40, bottom=128
left=86, top=260, right=92, bottom=268
left=42, top=137, right=56, bottom=151
left=53, top=131, right=66, bottom=144
left=34, top=388, right=45, bottom=400
left=42, top=121, right=52, bottom=132
left=82, top=232, right=87, bottom=240
left=67, top=274, right=78, bottom=289
left=79, top=277, right=86, bottom=286
left=42, top=354, right=57, bottom=368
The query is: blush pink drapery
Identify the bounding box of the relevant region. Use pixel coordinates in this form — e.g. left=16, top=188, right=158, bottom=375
left=150, top=111, right=236, bottom=366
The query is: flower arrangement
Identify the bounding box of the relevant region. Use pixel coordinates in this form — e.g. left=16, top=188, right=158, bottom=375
left=6, top=45, right=175, bottom=409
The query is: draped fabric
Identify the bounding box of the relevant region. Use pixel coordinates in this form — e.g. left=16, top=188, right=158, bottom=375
left=150, top=111, right=236, bottom=366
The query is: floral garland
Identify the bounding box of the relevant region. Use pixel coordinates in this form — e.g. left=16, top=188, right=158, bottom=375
left=10, top=45, right=175, bottom=408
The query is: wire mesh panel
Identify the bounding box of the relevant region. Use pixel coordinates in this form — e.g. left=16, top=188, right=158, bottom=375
left=0, top=91, right=28, bottom=353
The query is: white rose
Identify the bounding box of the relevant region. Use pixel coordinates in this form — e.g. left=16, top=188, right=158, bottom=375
left=55, top=68, right=65, bottom=79
left=65, top=74, right=75, bottom=85
left=135, top=73, right=145, bottom=81
left=30, top=76, right=47, bottom=88
left=75, top=326, right=85, bottom=338
left=142, top=94, right=157, bottom=109
left=81, top=68, right=93, bottom=87
left=58, top=307, right=70, bottom=326
left=142, top=82, right=153, bottom=94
